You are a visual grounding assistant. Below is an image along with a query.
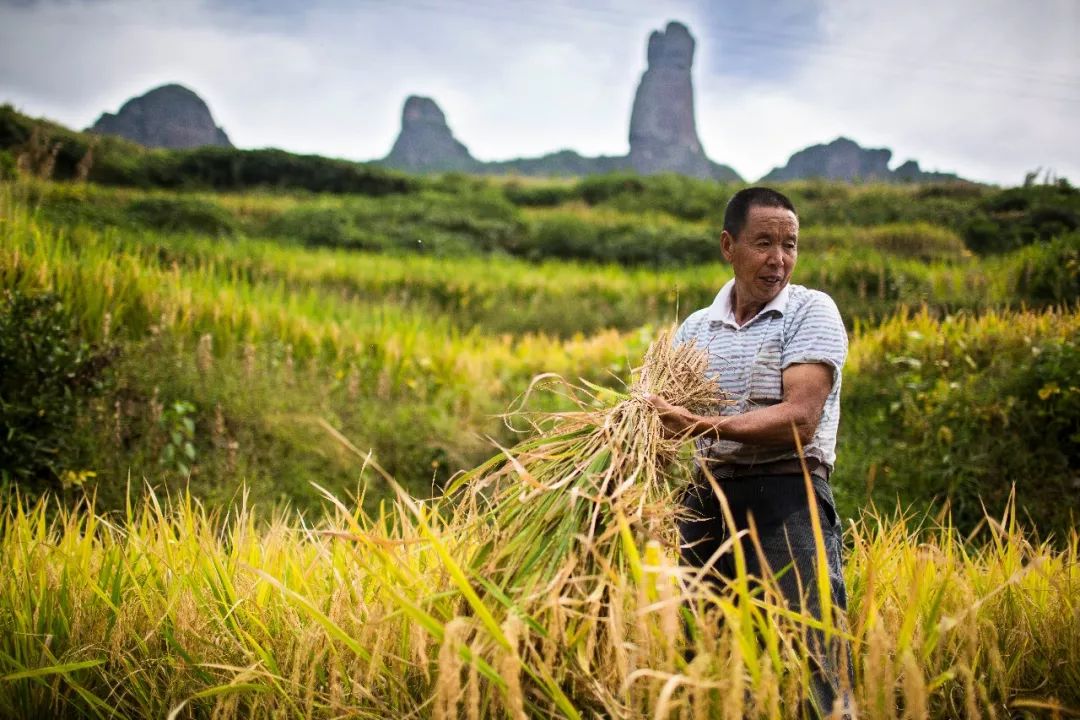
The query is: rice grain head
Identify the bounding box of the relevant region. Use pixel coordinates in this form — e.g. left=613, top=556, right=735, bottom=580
left=435, top=618, right=468, bottom=720
left=497, top=615, right=528, bottom=720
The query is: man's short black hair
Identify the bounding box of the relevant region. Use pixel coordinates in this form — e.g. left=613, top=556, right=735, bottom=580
left=722, top=187, right=797, bottom=239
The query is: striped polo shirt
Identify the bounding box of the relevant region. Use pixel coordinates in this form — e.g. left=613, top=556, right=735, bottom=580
left=673, top=279, right=848, bottom=472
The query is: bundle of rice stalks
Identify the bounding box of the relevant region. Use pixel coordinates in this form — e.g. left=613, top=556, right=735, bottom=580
left=445, top=327, right=724, bottom=597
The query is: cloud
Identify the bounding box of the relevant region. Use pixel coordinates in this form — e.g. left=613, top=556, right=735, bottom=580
left=0, top=0, right=1076, bottom=184
left=695, top=0, right=1080, bottom=183
left=695, top=0, right=826, bottom=83
left=0, top=0, right=703, bottom=161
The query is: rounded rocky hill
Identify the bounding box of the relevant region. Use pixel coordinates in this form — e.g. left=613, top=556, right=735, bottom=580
left=89, top=83, right=232, bottom=150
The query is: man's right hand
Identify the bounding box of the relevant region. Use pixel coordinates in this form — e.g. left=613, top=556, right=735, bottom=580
left=646, top=394, right=719, bottom=439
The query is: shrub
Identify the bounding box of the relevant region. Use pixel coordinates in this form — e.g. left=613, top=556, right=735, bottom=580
left=126, top=196, right=237, bottom=237
left=1011, top=232, right=1080, bottom=305
left=579, top=173, right=731, bottom=222
left=0, top=290, right=114, bottom=496
left=963, top=184, right=1080, bottom=254
left=802, top=223, right=969, bottom=263
left=166, top=147, right=419, bottom=195
left=0, top=150, right=15, bottom=180
left=799, top=187, right=972, bottom=228
left=0, top=105, right=419, bottom=196
left=595, top=223, right=716, bottom=266
left=913, top=182, right=986, bottom=200
left=501, top=181, right=577, bottom=207
left=515, top=212, right=718, bottom=266
left=864, top=223, right=969, bottom=262
left=516, top=213, right=599, bottom=261
left=265, top=191, right=525, bottom=255
left=838, top=309, right=1080, bottom=536
left=267, top=205, right=362, bottom=248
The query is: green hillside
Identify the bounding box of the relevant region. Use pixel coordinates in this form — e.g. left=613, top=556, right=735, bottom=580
left=1, top=171, right=1076, bottom=532
left=2, top=106, right=1080, bottom=719
left=1, top=105, right=1078, bottom=528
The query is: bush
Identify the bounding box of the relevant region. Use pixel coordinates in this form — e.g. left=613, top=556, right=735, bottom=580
left=595, top=223, right=716, bottom=266
left=268, top=206, right=362, bottom=248
left=154, top=147, right=419, bottom=196
left=913, top=182, right=986, bottom=201
left=863, top=223, right=969, bottom=262
left=516, top=213, right=717, bottom=266
left=516, top=214, right=599, bottom=260
left=802, top=223, right=969, bottom=263
left=0, top=290, right=114, bottom=495
left=0, top=149, right=15, bottom=180
left=578, top=173, right=731, bottom=222
left=963, top=183, right=1080, bottom=254
left=0, top=105, right=420, bottom=195
left=126, top=196, right=237, bottom=236
left=838, top=309, right=1080, bottom=536
left=793, top=186, right=978, bottom=229
left=501, top=181, right=577, bottom=207
left=265, top=191, right=525, bottom=256
left=1011, top=232, right=1080, bottom=305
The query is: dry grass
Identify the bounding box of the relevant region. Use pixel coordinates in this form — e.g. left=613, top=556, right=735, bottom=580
left=445, top=329, right=720, bottom=594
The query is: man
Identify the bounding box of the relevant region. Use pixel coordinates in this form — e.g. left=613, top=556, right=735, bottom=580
left=648, top=186, right=852, bottom=715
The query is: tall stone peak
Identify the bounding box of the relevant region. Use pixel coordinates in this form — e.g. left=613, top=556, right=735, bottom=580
left=761, top=136, right=959, bottom=183
left=89, top=83, right=232, bottom=149
left=382, top=95, right=476, bottom=173
left=376, top=25, right=741, bottom=181
left=647, top=21, right=695, bottom=70
left=628, top=21, right=737, bottom=181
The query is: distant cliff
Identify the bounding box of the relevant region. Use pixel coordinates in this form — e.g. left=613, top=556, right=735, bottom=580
left=761, top=136, right=958, bottom=183
left=627, top=22, right=738, bottom=181
left=89, top=84, right=232, bottom=149
left=382, top=96, right=477, bottom=173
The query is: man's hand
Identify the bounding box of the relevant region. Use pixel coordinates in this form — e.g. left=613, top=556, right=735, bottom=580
left=646, top=394, right=716, bottom=439
left=646, top=362, right=833, bottom=446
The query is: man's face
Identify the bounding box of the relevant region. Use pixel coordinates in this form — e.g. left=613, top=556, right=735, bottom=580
left=721, top=204, right=799, bottom=307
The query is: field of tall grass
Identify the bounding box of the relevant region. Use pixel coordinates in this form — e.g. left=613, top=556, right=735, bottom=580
left=2, top=157, right=1079, bottom=718
left=2, top=471, right=1077, bottom=718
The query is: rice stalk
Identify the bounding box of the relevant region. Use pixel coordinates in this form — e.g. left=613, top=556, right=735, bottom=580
left=447, top=327, right=723, bottom=597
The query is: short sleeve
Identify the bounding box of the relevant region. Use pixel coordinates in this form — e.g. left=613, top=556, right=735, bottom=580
left=673, top=317, right=689, bottom=347
left=672, top=308, right=707, bottom=349
left=781, top=292, right=847, bottom=380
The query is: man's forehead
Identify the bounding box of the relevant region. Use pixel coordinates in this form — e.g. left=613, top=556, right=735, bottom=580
left=747, top=205, right=798, bottom=219
left=746, top=205, right=799, bottom=228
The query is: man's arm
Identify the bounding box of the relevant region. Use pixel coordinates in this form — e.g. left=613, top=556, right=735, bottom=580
left=648, top=362, right=834, bottom=447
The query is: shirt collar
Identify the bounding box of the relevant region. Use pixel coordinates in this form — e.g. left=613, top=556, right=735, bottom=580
left=707, top=278, right=792, bottom=327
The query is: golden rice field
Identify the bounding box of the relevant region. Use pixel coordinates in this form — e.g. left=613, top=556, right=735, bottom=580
left=2, top=464, right=1077, bottom=718
left=2, top=175, right=1079, bottom=718
left=3, top=339, right=1079, bottom=719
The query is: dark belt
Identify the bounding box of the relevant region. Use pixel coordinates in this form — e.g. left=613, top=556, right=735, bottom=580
left=699, top=457, right=829, bottom=481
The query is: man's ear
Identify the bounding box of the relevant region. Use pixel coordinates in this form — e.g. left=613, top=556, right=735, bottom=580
left=720, top=230, right=735, bottom=262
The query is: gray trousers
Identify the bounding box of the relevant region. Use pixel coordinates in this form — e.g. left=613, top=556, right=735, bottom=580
left=679, top=471, right=854, bottom=716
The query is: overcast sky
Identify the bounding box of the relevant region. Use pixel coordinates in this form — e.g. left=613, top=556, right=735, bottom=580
left=1, top=0, right=1077, bottom=185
